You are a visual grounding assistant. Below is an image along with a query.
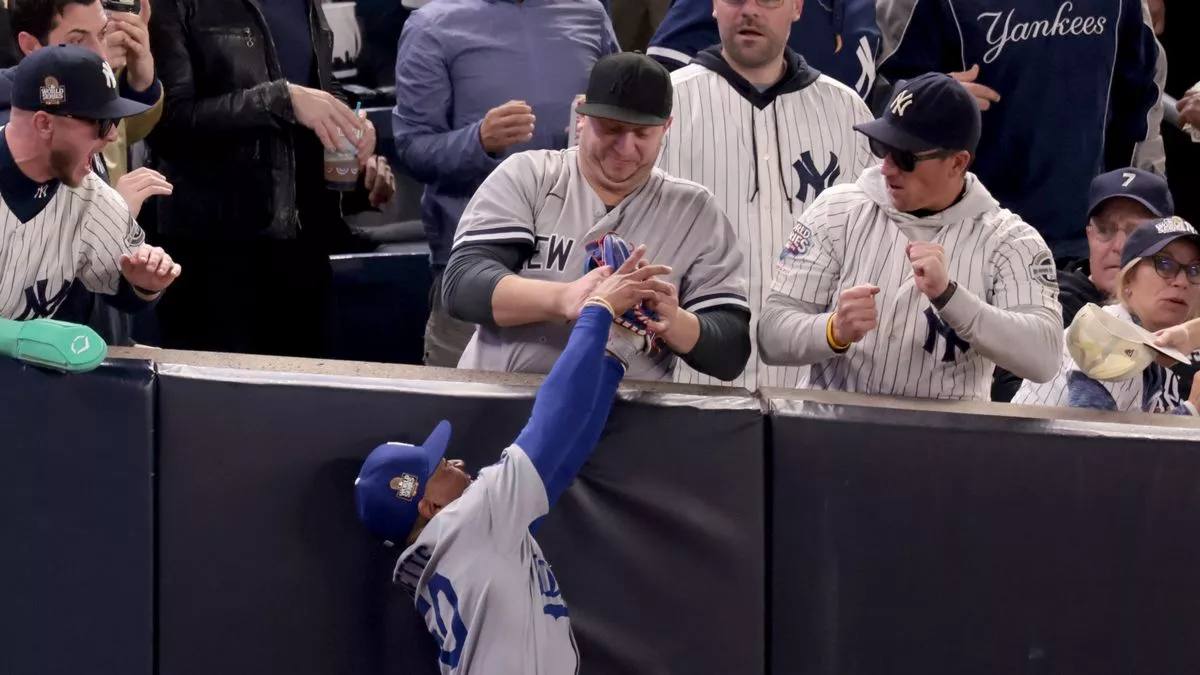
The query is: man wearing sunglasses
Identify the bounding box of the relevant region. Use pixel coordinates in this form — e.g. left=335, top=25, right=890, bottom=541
left=992, top=167, right=1174, bottom=400
left=758, top=72, right=1063, bottom=401
left=0, top=44, right=179, bottom=321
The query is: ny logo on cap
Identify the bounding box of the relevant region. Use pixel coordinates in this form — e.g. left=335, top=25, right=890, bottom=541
left=101, top=62, right=117, bottom=91
left=39, top=76, right=65, bottom=106
left=389, top=473, right=420, bottom=501
left=890, top=90, right=915, bottom=117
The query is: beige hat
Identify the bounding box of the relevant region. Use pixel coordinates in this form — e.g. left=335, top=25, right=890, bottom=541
left=1066, top=304, right=1190, bottom=381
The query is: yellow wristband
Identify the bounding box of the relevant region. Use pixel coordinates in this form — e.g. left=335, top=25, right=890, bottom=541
left=583, top=296, right=616, bottom=318
left=826, top=313, right=851, bottom=352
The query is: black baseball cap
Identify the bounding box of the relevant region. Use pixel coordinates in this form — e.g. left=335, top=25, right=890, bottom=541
left=576, top=52, right=672, bottom=126
left=1087, top=168, right=1174, bottom=219
left=12, top=44, right=150, bottom=119
left=854, top=72, right=982, bottom=154
left=1120, top=216, right=1200, bottom=268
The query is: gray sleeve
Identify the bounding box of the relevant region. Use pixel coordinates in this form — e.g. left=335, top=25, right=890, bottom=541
left=679, top=307, right=751, bottom=382
left=442, top=242, right=528, bottom=325
left=936, top=285, right=1062, bottom=383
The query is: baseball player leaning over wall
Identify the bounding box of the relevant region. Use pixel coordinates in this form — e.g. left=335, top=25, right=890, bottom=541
left=442, top=52, right=751, bottom=382
left=758, top=73, right=1063, bottom=401
left=355, top=282, right=646, bottom=674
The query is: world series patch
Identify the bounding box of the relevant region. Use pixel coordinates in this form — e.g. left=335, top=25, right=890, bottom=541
left=781, top=224, right=813, bottom=260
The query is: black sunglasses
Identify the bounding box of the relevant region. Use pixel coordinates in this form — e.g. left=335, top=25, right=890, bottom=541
left=868, top=137, right=955, bottom=172
left=60, top=114, right=117, bottom=139
left=1149, top=254, right=1200, bottom=285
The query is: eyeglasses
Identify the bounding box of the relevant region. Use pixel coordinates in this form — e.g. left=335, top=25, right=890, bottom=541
left=717, top=0, right=786, bottom=8
left=1149, top=254, right=1200, bottom=285
left=868, top=138, right=955, bottom=172
left=1087, top=217, right=1141, bottom=243
left=60, top=114, right=117, bottom=139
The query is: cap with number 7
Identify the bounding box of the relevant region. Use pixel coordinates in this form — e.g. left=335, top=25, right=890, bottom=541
left=1087, top=168, right=1173, bottom=220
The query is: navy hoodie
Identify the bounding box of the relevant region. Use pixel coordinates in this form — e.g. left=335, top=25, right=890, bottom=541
left=877, top=0, right=1163, bottom=257
left=647, top=0, right=881, bottom=98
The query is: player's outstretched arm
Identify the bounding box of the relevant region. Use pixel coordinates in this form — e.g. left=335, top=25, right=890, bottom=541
left=515, top=304, right=624, bottom=490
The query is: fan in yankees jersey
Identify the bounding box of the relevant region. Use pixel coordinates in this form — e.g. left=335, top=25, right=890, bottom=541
left=657, top=0, right=876, bottom=391
left=758, top=72, right=1064, bottom=402
left=0, top=45, right=179, bottom=321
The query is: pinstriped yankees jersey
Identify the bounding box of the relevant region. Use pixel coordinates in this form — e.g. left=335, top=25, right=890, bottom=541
left=657, top=47, right=875, bottom=390
left=759, top=166, right=1062, bottom=401
left=0, top=128, right=142, bottom=320
left=454, top=147, right=748, bottom=381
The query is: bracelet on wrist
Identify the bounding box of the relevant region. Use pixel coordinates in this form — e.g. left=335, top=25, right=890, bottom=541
left=826, top=313, right=851, bottom=353
left=582, top=296, right=615, bottom=318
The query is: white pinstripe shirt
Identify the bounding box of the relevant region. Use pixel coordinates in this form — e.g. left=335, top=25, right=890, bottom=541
left=657, top=50, right=875, bottom=390
left=759, top=166, right=1062, bottom=401
left=0, top=129, right=141, bottom=320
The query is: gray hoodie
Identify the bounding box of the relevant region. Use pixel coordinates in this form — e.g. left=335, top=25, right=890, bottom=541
left=758, top=166, right=1063, bottom=401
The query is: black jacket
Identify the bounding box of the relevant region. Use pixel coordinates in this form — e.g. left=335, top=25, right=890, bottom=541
left=147, top=0, right=342, bottom=241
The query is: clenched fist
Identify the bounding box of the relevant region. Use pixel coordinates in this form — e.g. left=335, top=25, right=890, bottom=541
left=907, top=241, right=950, bottom=300
left=832, top=284, right=880, bottom=345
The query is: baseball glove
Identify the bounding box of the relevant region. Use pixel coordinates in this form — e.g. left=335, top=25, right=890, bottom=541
left=584, top=233, right=663, bottom=348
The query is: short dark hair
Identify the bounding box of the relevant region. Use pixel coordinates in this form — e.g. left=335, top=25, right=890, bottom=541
left=10, top=0, right=98, bottom=46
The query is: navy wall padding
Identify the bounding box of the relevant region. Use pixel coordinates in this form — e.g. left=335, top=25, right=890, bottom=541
left=156, top=371, right=764, bottom=675
left=0, top=358, right=155, bottom=675
left=769, top=401, right=1200, bottom=675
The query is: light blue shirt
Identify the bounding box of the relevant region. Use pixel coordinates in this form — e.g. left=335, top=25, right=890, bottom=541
left=391, top=0, right=618, bottom=267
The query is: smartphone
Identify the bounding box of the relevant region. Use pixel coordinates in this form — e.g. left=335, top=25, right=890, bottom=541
left=102, top=0, right=141, bottom=13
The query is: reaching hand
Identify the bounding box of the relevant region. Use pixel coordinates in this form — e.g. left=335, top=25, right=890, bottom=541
left=949, top=65, right=1001, bottom=111
left=115, top=167, right=172, bottom=218
left=119, top=243, right=181, bottom=294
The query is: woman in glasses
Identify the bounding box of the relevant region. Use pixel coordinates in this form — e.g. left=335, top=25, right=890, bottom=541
left=1014, top=217, right=1200, bottom=415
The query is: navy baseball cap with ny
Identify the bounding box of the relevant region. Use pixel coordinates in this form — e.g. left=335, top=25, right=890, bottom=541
left=855, top=72, right=982, bottom=155
left=576, top=52, right=672, bottom=126
left=12, top=44, right=150, bottom=120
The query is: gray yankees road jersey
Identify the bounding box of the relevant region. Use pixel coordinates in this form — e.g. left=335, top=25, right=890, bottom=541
left=394, top=446, right=578, bottom=675
left=658, top=51, right=875, bottom=389
left=759, top=166, right=1062, bottom=401
left=0, top=133, right=142, bottom=320
left=454, top=147, right=748, bottom=380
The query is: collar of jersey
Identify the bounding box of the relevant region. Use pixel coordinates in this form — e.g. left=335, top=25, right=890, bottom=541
left=0, top=126, right=61, bottom=224
left=693, top=46, right=820, bottom=110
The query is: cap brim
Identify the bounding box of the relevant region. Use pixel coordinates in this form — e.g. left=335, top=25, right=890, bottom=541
left=576, top=102, right=668, bottom=127
left=1130, top=232, right=1200, bottom=262
left=1088, top=193, right=1168, bottom=219
left=853, top=118, right=938, bottom=153
left=421, top=420, right=452, bottom=476
left=88, top=96, right=152, bottom=120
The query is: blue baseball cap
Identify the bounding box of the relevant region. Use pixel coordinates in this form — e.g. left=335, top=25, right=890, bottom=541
left=854, top=72, right=982, bottom=154
left=354, top=420, right=453, bottom=545
left=1120, top=217, right=1200, bottom=269
left=1087, top=168, right=1174, bottom=219
left=12, top=44, right=150, bottom=119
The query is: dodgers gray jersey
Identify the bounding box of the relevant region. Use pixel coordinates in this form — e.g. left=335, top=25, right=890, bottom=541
left=758, top=166, right=1063, bottom=401
left=0, top=139, right=142, bottom=320
left=454, top=147, right=748, bottom=380
left=394, top=446, right=578, bottom=675
left=657, top=53, right=875, bottom=390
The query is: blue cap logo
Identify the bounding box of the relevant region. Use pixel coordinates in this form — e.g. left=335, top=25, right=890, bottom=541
left=389, top=473, right=420, bottom=501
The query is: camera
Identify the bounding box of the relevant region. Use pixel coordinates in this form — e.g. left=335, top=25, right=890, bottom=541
left=101, top=0, right=141, bottom=13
